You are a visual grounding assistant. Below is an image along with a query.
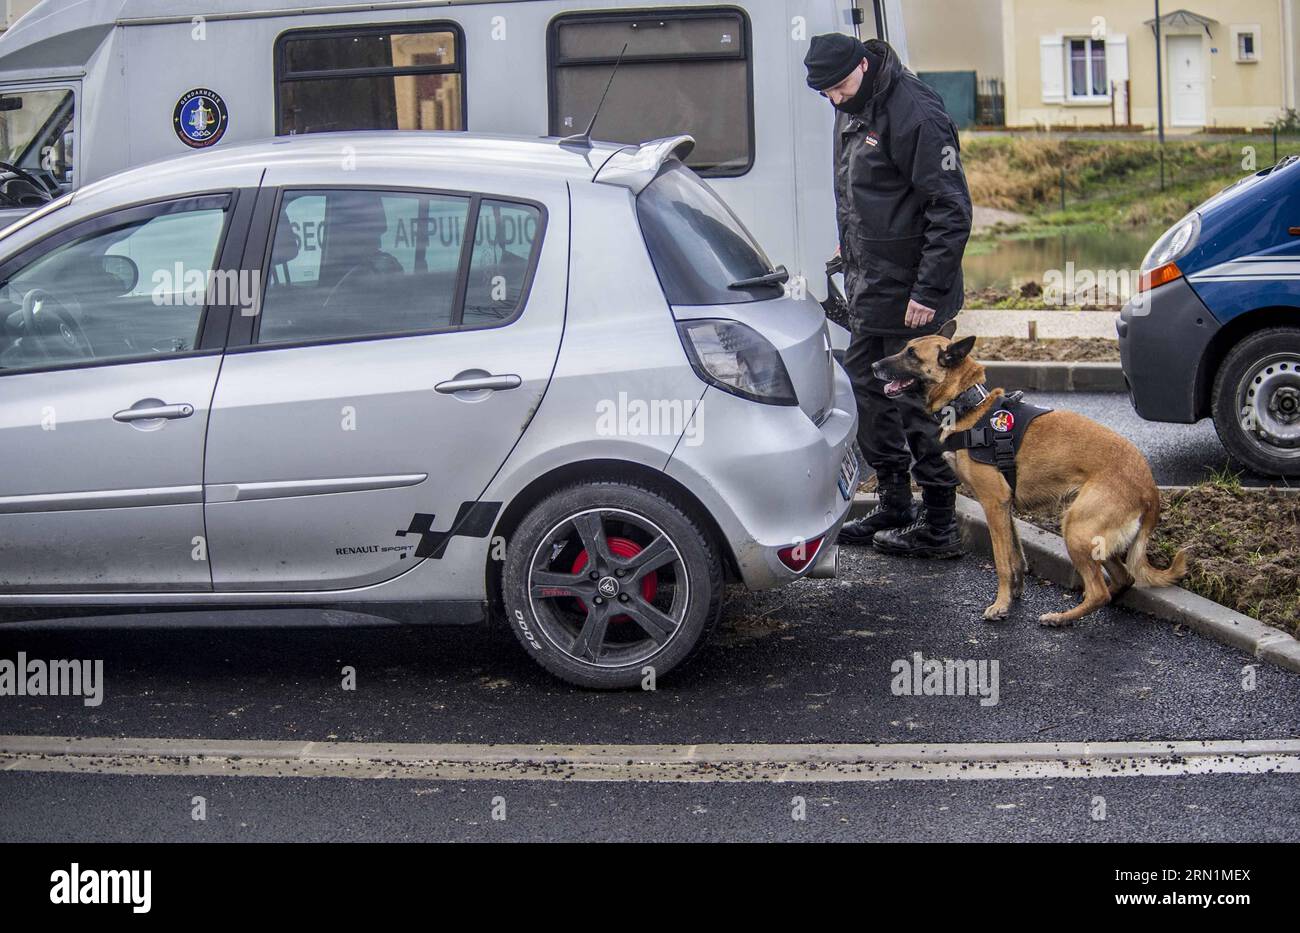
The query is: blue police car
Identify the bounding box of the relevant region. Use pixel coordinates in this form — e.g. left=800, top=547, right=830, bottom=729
left=1120, top=156, right=1300, bottom=478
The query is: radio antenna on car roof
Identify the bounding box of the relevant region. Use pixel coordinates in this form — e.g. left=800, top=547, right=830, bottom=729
left=559, top=43, right=628, bottom=150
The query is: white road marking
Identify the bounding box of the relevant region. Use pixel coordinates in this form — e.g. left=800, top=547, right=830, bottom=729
left=2, top=736, right=1299, bottom=783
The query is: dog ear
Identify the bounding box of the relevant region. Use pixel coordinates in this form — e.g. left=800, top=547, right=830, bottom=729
left=938, top=319, right=958, bottom=339
left=939, top=335, right=976, bottom=368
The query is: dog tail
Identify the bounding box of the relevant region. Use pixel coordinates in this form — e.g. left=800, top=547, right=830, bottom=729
left=1124, top=503, right=1188, bottom=588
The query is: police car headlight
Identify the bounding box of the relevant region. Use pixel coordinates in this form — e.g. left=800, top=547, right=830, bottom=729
left=676, top=319, right=798, bottom=407
left=1141, top=213, right=1200, bottom=273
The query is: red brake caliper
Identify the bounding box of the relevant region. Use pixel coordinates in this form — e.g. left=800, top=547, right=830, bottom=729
left=571, top=536, right=659, bottom=623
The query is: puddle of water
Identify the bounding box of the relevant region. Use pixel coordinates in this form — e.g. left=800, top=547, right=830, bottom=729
left=964, top=225, right=1166, bottom=292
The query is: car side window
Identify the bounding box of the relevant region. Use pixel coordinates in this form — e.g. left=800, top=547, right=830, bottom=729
left=462, top=200, right=542, bottom=325
left=258, top=189, right=471, bottom=344
left=258, top=190, right=544, bottom=343
left=0, top=204, right=227, bottom=372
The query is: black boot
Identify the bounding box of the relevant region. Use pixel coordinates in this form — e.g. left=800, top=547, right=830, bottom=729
left=838, top=473, right=917, bottom=546
left=872, top=485, right=963, bottom=559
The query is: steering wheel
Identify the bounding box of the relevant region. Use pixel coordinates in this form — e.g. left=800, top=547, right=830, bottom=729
left=0, top=161, right=55, bottom=207
left=20, top=288, right=91, bottom=360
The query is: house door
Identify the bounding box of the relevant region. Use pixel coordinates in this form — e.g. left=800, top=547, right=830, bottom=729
left=1168, top=35, right=1206, bottom=127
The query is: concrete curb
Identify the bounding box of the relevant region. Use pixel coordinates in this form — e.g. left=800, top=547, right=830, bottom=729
left=3, top=736, right=1298, bottom=783
left=849, top=493, right=1300, bottom=675
left=982, top=360, right=1126, bottom=392
left=1160, top=484, right=1300, bottom=495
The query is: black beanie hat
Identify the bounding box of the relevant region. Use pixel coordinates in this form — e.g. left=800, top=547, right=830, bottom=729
left=804, top=33, right=868, bottom=91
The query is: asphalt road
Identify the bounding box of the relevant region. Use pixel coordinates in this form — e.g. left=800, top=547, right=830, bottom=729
left=1, top=544, right=1297, bottom=842
left=1033, top=391, right=1287, bottom=488
left=3, top=771, right=1295, bottom=843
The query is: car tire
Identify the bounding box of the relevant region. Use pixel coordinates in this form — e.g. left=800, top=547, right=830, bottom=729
left=501, top=479, right=724, bottom=689
left=1211, top=327, right=1300, bottom=479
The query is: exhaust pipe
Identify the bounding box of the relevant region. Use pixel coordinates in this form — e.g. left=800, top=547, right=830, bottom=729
left=807, top=543, right=838, bottom=579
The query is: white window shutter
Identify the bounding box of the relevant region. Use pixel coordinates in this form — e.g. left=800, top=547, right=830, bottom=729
left=1106, top=33, right=1129, bottom=84
left=1040, top=36, right=1065, bottom=103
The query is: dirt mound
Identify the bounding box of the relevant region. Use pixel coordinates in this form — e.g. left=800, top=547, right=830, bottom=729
left=974, top=337, right=1119, bottom=362
left=1153, top=486, right=1300, bottom=635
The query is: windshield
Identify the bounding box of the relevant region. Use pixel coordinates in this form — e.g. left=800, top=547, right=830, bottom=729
left=636, top=162, right=780, bottom=305
left=0, top=88, right=75, bottom=188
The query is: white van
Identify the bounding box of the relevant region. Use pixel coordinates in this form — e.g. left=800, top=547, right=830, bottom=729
left=0, top=0, right=907, bottom=291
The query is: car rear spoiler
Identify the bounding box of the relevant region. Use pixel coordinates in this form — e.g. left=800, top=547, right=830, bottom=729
left=592, top=135, right=696, bottom=194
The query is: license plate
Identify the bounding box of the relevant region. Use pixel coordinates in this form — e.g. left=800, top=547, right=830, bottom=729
left=837, top=447, right=859, bottom=501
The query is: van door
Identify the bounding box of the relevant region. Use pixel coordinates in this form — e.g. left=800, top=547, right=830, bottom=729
left=203, top=186, right=565, bottom=592
left=0, top=192, right=249, bottom=593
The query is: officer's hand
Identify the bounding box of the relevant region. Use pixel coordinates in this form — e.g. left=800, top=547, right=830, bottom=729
left=905, top=298, right=937, bottom=328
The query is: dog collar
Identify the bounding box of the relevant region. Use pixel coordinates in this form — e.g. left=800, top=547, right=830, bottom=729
left=946, top=384, right=990, bottom=421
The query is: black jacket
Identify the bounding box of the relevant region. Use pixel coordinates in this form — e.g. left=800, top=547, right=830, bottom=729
left=833, top=40, right=972, bottom=335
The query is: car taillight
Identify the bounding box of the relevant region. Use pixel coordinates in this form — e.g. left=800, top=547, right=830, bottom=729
left=676, top=319, right=799, bottom=406
left=778, top=535, right=824, bottom=572
left=1138, top=261, right=1182, bottom=293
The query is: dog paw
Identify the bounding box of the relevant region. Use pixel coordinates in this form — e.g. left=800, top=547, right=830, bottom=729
left=1038, top=612, right=1075, bottom=627
left=983, top=604, right=1009, bottom=621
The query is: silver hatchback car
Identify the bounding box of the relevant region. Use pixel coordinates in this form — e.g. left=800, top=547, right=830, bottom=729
left=0, top=131, right=858, bottom=688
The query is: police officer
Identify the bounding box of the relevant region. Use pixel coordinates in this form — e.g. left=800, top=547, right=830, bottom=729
left=805, top=34, right=972, bottom=558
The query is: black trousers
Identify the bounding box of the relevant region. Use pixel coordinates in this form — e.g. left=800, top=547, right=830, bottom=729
left=842, top=330, right=958, bottom=488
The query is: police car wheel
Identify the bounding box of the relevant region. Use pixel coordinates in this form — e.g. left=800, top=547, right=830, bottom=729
left=501, top=480, right=724, bottom=689
left=1211, top=327, right=1300, bottom=478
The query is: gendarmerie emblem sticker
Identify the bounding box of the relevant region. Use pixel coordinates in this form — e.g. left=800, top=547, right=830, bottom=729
left=173, top=88, right=229, bottom=149
left=989, top=409, right=1016, bottom=433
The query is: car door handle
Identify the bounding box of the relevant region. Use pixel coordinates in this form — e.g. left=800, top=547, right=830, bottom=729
left=434, top=374, right=522, bottom=394
left=113, top=403, right=195, bottom=422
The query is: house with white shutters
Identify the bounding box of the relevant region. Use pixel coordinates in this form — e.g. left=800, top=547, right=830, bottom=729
left=1001, top=0, right=1298, bottom=130
left=904, top=0, right=1300, bottom=130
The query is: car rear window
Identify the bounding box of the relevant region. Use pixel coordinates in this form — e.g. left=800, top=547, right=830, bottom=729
left=636, top=162, right=780, bottom=305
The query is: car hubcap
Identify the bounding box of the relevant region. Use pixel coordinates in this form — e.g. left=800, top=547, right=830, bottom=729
left=1238, top=353, right=1300, bottom=460
left=527, top=508, right=688, bottom=668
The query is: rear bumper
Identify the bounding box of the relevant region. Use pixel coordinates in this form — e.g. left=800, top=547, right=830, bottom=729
left=1118, top=276, right=1219, bottom=423
left=666, top=362, right=858, bottom=590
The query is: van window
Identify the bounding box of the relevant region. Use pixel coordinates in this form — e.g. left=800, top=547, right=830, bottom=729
left=636, top=162, right=779, bottom=305
left=258, top=190, right=543, bottom=345
left=0, top=87, right=75, bottom=199
left=548, top=9, right=753, bottom=177
left=275, top=23, right=464, bottom=135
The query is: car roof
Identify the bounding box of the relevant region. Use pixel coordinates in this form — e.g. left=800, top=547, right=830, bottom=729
left=71, top=131, right=693, bottom=211
left=70, top=131, right=629, bottom=204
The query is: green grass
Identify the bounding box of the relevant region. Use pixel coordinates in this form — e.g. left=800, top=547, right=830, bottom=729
left=963, top=134, right=1300, bottom=237
left=1204, top=464, right=1246, bottom=493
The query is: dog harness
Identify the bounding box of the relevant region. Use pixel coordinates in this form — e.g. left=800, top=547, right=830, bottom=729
left=941, top=385, right=1053, bottom=493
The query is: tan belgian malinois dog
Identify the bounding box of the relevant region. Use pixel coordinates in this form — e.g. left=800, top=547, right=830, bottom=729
left=873, top=327, right=1188, bottom=625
